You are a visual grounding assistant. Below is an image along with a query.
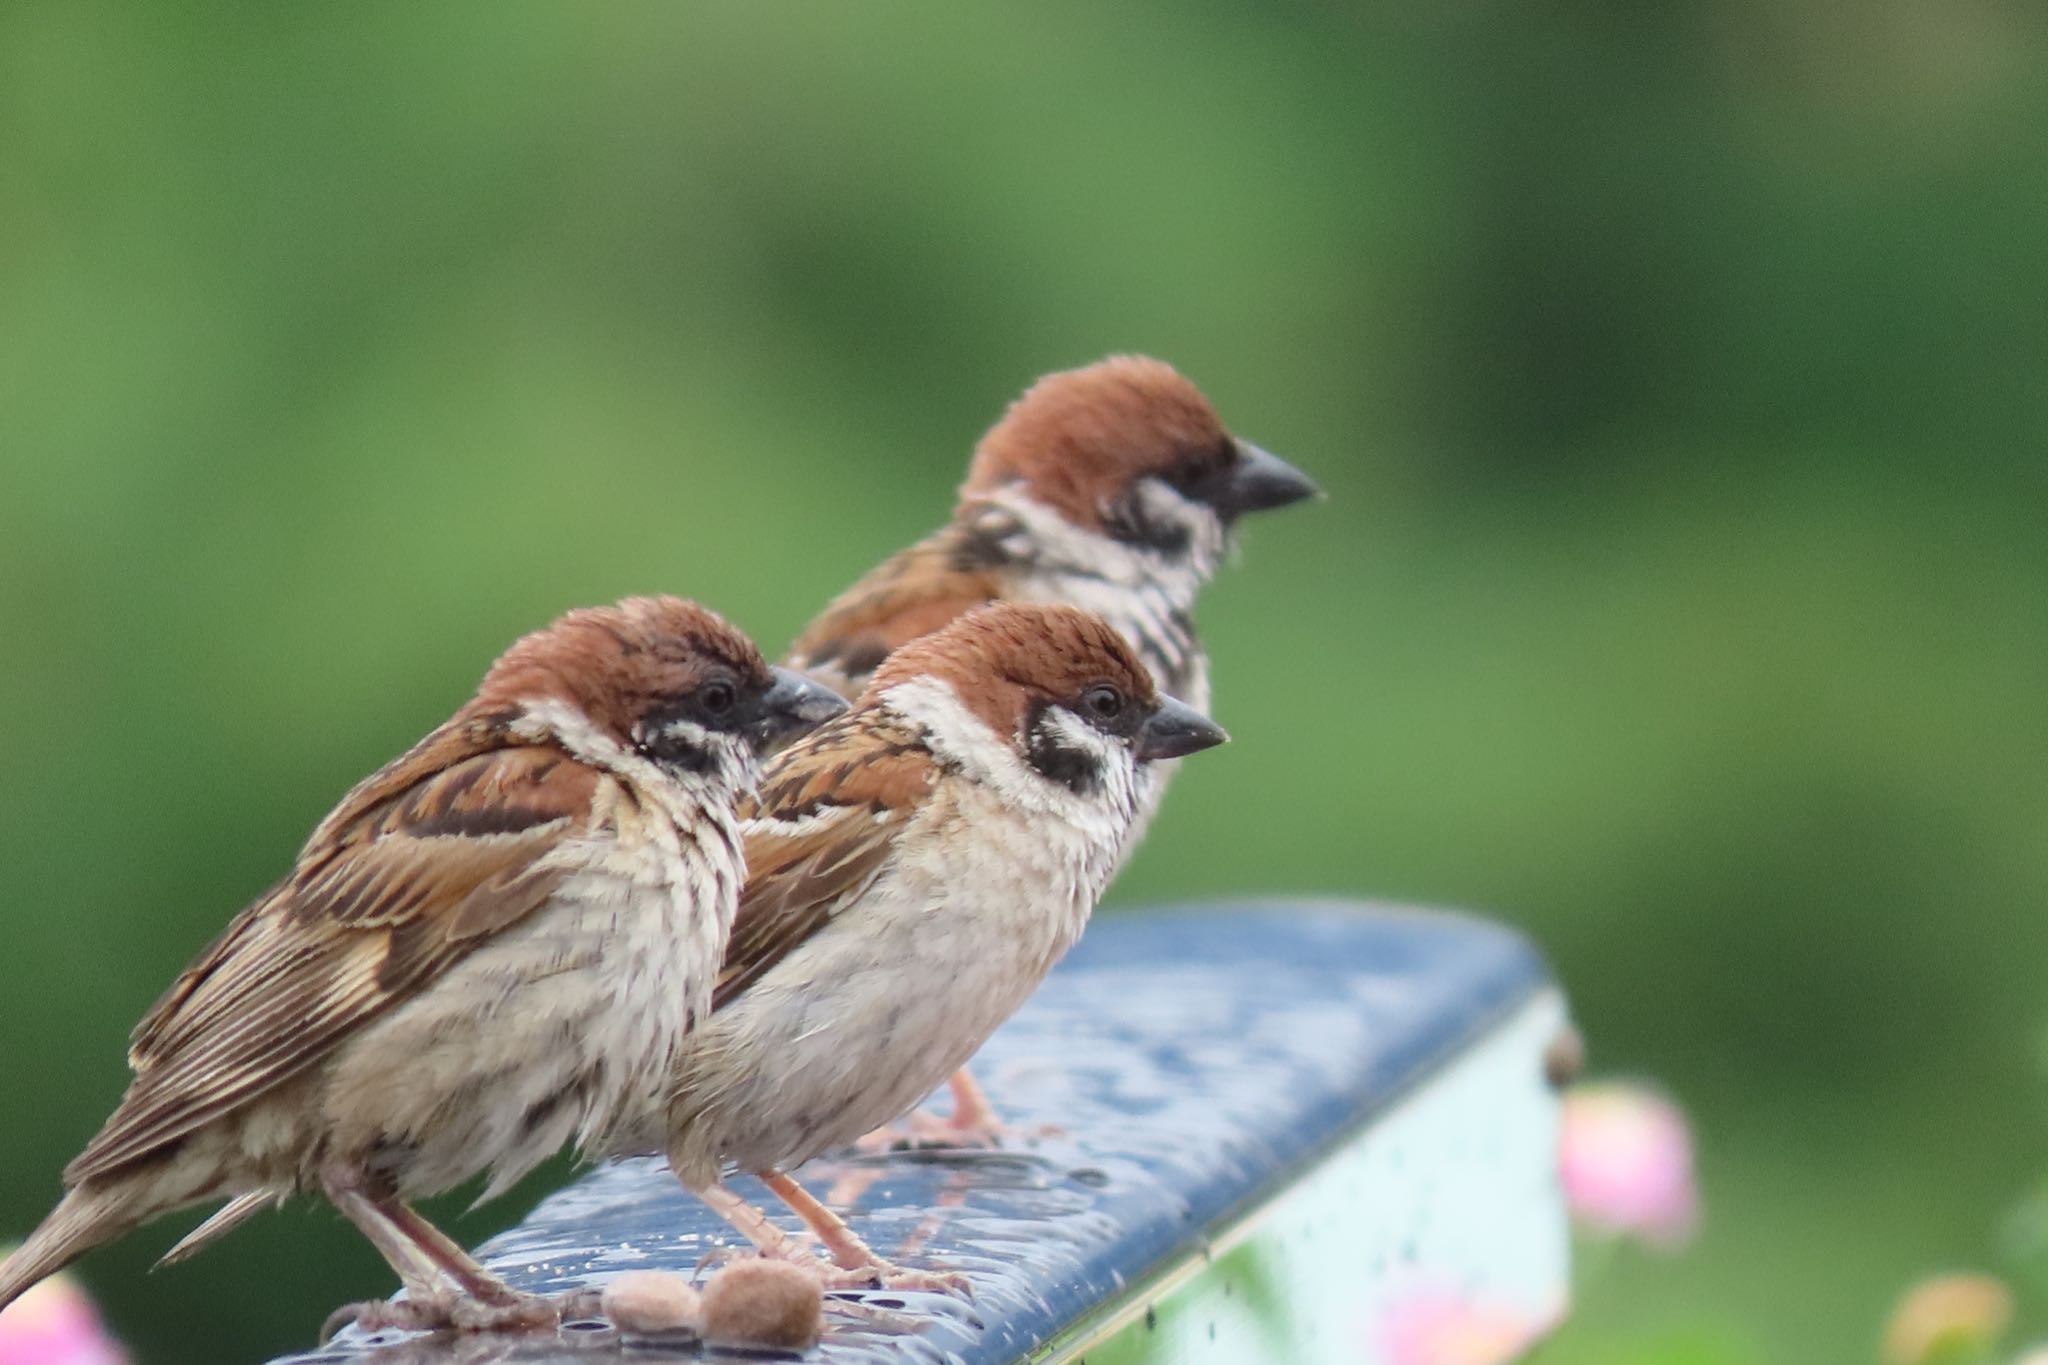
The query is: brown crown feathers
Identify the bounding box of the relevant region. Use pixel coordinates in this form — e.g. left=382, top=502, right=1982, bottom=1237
left=869, top=602, right=1159, bottom=741
left=959, top=355, right=1234, bottom=532
left=472, top=595, right=773, bottom=742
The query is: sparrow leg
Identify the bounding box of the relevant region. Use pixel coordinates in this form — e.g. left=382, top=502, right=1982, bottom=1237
left=929, top=1068, right=1062, bottom=1144
left=757, top=1170, right=971, bottom=1296
left=699, top=1178, right=962, bottom=1293
left=856, top=1068, right=1059, bottom=1151
left=943, top=1069, right=1004, bottom=1137
left=321, top=1169, right=558, bottom=1336
left=376, top=1200, right=519, bottom=1304
left=377, top=1199, right=569, bottom=1330
left=755, top=1171, right=870, bottom=1271
left=697, top=1181, right=809, bottom=1260
left=321, top=1186, right=459, bottom=1340
left=325, top=1187, right=450, bottom=1299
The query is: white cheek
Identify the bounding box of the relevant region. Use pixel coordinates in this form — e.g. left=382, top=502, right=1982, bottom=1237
left=1041, top=706, right=1124, bottom=771
left=989, top=486, right=1225, bottom=587
left=880, top=677, right=1075, bottom=818
left=1043, top=709, right=1140, bottom=828
left=1125, top=478, right=1229, bottom=569
left=652, top=717, right=714, bottom=754
left=880, top=678, right=1138, bottom=829
left=517, top=699, right=755, bottom=806
left=879, top=679, right=1020, bottom=788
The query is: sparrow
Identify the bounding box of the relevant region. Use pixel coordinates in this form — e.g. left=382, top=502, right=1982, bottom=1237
left=782, top=354, right=1316, bottom=1141
left=0, top=596, right=845, bottom=1335
left=666, top=603, right=1228, bottom=1290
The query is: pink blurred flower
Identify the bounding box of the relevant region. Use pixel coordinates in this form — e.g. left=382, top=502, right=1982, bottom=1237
left=1380, top=1293, right=1548, bottom=1365
left=1558, top=1080, right=1699, bottom=1249
left=0, top=1262, right=129, bottom=1365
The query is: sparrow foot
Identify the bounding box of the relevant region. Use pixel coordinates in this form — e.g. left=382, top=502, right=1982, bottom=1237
left=735, top=1235, right=971, bottom=1299
left=854, top=1107, right=1060, bottom=1153
left=322, top=1287, right=579, bottom=1341
left=446, top=1290, right=578, bottom=1332
left=322, top=1291, right=459, bottom=1342
left=812, top=1257, right=974, bottom=1298
left=552, top=1287, right=608, bottom=1323
left=912, top=1107, right=1063, bottom=1150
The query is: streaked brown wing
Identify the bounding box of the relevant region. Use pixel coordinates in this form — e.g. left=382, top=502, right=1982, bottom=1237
left=72, top=737, right=600, bottom=1184
left=713, top=723, right=934, bottom=1011
left=785, top=532, right=1002, bottom=697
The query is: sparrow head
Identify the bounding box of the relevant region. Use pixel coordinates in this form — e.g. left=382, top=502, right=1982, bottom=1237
left=874, top=603, right=1227, bottom=799
left=958, top=356, right=1319, bottom=561
left=476, top=596, right=847, bottom=781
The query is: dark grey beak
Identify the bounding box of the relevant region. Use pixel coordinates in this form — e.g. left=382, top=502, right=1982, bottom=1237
left=1219, top=439, right=1321, bottom=518
left=1134, top=695, right=1229, bottom=762
left=748, top=667, right=849, bottom=748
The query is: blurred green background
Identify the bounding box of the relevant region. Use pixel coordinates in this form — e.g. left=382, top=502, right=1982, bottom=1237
left=3, top=4, right=2044, bottom=1362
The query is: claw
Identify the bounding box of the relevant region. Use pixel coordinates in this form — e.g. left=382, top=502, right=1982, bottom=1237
left=319, top=1302, right=365, bottom=1344
left=321, top=1291, right=458, bottom=1342
left=867, top=1264, right=974, bottom=1298
left=320, top=1287, right=577, bottom=1341
left=446, top=1292, right=563, bottom=1333
left=551, top=1287, right=607, bottom=1323
left=796, top=1254, right=972, bottom=1298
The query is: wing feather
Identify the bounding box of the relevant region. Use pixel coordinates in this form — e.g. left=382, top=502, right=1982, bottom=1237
left=73, top=737, right=600, bottom=1184
left=714, top=719, right=933, bottom=1010
left=784, top=530, right=1003, bottom=697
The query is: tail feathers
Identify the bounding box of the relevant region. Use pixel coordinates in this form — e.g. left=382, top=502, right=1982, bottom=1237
left=154, top=1190, right=277, bottom=1269
left=0, top=1186, right=138, bottom=1317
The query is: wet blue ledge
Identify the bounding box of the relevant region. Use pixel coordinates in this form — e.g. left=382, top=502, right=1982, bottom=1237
left=279, top=899, right=1559, bottom=1364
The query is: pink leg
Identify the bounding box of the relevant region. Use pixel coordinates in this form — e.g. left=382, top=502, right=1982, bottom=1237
left=694, top=1177, right=969, bottom=1295
left=379, top=1200, right=598, bottom=1329
left=377, top=1201, right=521, bottom=1304
left=855, top=1067, right=1058, bottom=1152
left=758, top=1171, right=970, bottom=1297
left=319, top=1167, right=564, bottom=1337
left=697, top=1181, right=808, bottom=1260
left=324, top=1185, right=447, bottom=1302
left=945, top=1070, right=1004, bottom=1136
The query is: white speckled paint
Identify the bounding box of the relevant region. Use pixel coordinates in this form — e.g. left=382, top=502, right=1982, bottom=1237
left=1046, top=991, right=1572, bottom=1365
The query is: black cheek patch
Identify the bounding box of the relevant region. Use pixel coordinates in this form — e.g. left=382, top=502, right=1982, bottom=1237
left=1025, top=705, right=1105, bottom=797
left=641, top=730, right=715, bottom=774
left=1103, top=488, right=1195, bottom=556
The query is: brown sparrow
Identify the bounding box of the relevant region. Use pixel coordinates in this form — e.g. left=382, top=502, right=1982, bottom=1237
left=667, top=603, right=1227, bottom=1290
left=783, top=354, right=1315, bottom=1141
left=0, top=596, right=844, bottom=1334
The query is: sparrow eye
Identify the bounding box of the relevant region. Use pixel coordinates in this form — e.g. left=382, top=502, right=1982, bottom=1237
left=1168, top=442, right=1233, bottom=500
left=1082, top=684, right=1125, bottom=721
left=697, top=680, right=737, bottom=716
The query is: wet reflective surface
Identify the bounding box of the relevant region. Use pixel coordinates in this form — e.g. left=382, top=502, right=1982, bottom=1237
left=277, top=900, right=1553, bottom=1364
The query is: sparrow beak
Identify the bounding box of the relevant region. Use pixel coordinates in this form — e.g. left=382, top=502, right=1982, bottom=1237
left=1134, top=696, right=1229, bottom=762
left=1219, top=439, right=1321, bottom=518
left=749, top=667, right=849, bottom=747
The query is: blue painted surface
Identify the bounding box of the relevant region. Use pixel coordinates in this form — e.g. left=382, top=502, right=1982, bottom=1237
left=279, top=900, right=1554, bottom=1365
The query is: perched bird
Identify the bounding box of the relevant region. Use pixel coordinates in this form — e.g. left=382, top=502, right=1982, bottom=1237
left=783, top=354, right=1316, bottom=1140
left=0, top=597, right=844, bottom=1334
left=669, top=604, right=1228, bottom=1289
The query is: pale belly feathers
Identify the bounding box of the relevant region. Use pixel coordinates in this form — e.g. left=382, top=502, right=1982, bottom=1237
left=667, top=779, right=1121, bottom=1186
